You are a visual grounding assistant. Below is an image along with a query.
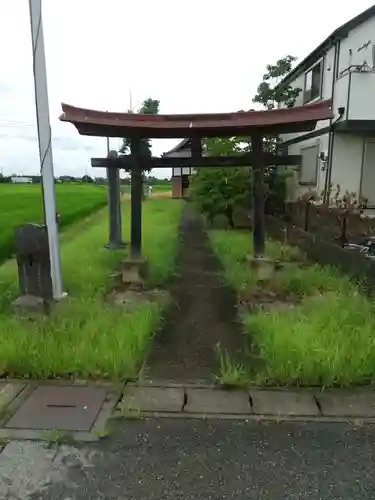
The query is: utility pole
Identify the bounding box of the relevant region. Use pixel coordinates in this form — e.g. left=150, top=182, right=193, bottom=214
left=29, top=0, right=64, bottom=300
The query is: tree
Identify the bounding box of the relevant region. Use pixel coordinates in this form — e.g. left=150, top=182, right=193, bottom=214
left=189, top=136, right=252, bottom=226
left=0, top=174, right=11, bottom=184
left=252, top=55, right=301, bottom=109
left=81, top=175, right=94, bottom=183
left=190, top=166, right=252, bottom=228
left=119, top=97, right=160, bottom=173
left=252, top=55, right=301, bottom=214
left=190, top=55, right=301, bottom=223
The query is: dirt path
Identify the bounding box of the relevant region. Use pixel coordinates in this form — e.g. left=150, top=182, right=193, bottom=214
left=147, top=203, right=243, bottom=383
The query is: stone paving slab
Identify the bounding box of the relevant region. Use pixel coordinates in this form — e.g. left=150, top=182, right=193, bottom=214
left=0, top=382, right=26, bottom=412
left=251, top=390, right=320, bottom=416
left=5, top=385, right=109, bottom=431
left=184, top=388, right=251, bottom=414
left=0, top=382, right=123, bottom=443
left=120, top=386, right=184, bottom=413
left=315, top=390, right=375, bottom=417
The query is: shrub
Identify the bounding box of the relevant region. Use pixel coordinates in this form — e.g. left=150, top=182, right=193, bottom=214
left=190, top=167, right=252, bottom=227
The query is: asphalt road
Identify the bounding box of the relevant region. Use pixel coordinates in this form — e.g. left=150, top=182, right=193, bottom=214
left=3, top=419, right=375, bottom=499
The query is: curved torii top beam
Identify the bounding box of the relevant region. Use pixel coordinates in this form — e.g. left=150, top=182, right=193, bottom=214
left=59, top=100, right=332, bottom=139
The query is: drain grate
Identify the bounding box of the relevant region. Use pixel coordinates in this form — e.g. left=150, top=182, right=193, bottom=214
left=5, top=386, right=109, bottom=432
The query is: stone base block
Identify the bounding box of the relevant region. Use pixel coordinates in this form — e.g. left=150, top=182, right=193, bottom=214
left=12, top=294, right=50, bottom=315
left=250, top=258, right=276, bottom=282
left=121, top=258, right=148, bottom=285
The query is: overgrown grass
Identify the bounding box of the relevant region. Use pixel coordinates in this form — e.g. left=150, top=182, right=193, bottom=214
left=209, top=229, right=375, bottom=387
left=0, top=198, right=182, bottom=380
left=215, top=344, right=249, bottom=388
left=0, top=184, right=107, bottom=263
left=246, top=292, right=375, bottom=386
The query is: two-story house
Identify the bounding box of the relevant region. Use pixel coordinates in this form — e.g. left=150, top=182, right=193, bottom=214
left=278, top=5, right=375, bottom=207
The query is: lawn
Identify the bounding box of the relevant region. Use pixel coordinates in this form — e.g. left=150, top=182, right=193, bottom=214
left=0, top=183, right=107, bottom=263
left=0, top=198, right=182, bottom=380
left=210, top=229, right=375, bottom=387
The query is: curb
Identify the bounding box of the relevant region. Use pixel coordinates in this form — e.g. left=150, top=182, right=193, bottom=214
left=118, top=381, right=375, bottom=423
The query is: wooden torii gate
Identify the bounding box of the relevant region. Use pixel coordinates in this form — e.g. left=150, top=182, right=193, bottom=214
left=60, top=100, right=332, bottom=278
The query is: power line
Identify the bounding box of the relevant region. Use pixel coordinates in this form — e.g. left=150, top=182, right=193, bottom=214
left=0, top=123, right=36, bottom=130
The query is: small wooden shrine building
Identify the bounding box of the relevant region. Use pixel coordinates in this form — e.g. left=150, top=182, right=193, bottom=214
left=162, top=139, right=193, bottom=199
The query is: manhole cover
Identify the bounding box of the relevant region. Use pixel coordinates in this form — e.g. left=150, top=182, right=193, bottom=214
left=5, top=385, right=108, bottom=431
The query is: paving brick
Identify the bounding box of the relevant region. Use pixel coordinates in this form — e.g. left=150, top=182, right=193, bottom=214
left=316, top=390, right=375, bottom=417
left=251, top=390, right=320, bottom=416
left=120, top=386, right=184, bottom=413
left=184, top=389, right=251, bottom=414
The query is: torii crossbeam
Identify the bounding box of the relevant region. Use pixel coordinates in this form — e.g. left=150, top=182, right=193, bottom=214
left=60, top=100, right=332, bottom=278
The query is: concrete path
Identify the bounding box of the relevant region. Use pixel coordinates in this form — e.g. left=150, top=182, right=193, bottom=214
left=2, top=419, right=375, bottom=499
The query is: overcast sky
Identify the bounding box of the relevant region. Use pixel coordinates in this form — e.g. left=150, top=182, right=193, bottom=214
left=0, top=1, right=374, bottom=179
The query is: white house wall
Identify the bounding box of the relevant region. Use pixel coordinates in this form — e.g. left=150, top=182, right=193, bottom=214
left=333, top=15, right=375, bottom=123
left=280, top=46, right=335, bottom=144
left=337, top=17, right=375, bottom=75
left=330, top=134, right=363, bottom=196
left=334, top=71, right=375, bottom=122
left=166, top=149, right=191, bottom=177
left=287, top=134, right=329, bottom=199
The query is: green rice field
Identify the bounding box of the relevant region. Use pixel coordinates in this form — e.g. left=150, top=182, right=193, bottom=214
left=0, top=183, right=107, bottom=263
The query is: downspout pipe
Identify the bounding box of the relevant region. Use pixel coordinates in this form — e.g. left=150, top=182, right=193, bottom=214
left=323, top=41, right=340, bottom=205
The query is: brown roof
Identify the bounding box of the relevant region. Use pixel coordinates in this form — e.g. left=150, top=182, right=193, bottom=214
left=59, top=100, right=332, bottom=138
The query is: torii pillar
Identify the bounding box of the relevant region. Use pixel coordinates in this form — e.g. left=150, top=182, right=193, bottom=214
left=105, top=150, right=126, bottom=250
left=120, top=136, right=148, bottom=284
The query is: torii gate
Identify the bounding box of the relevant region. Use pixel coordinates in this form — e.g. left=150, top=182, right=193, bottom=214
left=60, top=100, right=332, bottom=279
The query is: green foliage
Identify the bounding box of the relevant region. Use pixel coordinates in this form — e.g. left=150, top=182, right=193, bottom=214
left=190, top=136, right=253, bottom=227
left=191, top=135, right=252, bottom=227
left=119, top=98, right=160, bottom=172
left=203, top=137, right=243, bottom=156
left=252, top=55, right=301, bottom=213
left=191, top=55, right=300, bottom=221
left=190, top=166, right=252, bottom=228
left=252, top=55, right=301, bottom=108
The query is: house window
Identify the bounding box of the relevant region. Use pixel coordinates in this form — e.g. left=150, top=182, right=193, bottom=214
left=299, top=144, right=318, bottom=185
left=304, top=61, right=323, bottom=103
